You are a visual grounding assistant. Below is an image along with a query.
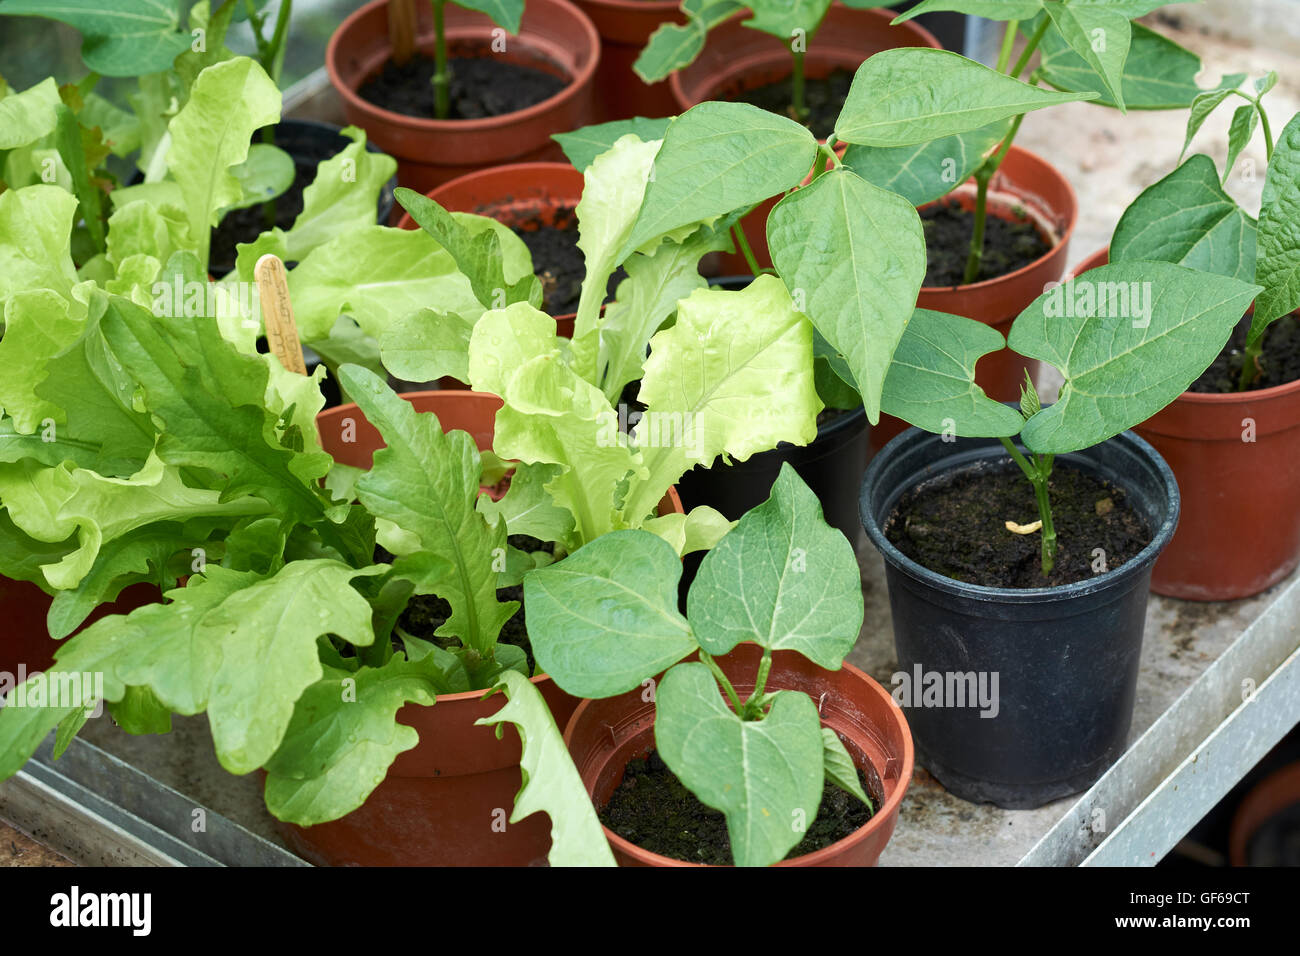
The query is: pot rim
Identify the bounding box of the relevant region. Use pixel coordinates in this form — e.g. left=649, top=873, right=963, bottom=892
left=316, top=386, right=683, bottom=707
left=859, top=427, right=1180, bottom=603
left=326, top=0, right=601, bottom=135
left=917, top=144, right=1078, bottom=295
left=1072, top=245, right=1300, bottom=406
left=565, top=653, right=914, bottom=867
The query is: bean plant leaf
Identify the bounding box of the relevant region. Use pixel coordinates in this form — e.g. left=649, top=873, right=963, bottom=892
left=1037, top=21, right=1203, bottom=110
left=1042, top=0, right=1133, bottom=112
left=1251, top=112, right=1300, bottom=343
left=1011, top=261, right=1262, bottom=454
left=554, top=117, right=675, bottom=171
left=337, top=364, right=517, bottom=655
left=222, top=143, right=295, bottom=215
left=688, top=464, right=862, bottom=666
left=890, top=0, right=1043, bottom=21
left=264, top=657, right=439, bottom=826
left=1223, top=103, right=1259, bottom=184
left=821, top=727, right=871, bottom=807
left=879, top=309, right=1024, bottom=437
left=475, top=670, right=618, bottom=866
left=1111, top=154, right=1256, bottom=282
left=835, top=49, right=1096, bottom=147
left=456, top=0, right=524, bottom=33
left=524, top=529, right=696, bottom=699
left=1181, top=74, right=1247, bottom=160
left=655, top=662, right=823, bottom=868
left=743, top=0, right=832, bottom=41
left=767, top=168, right=925, bottom=423
left=842, top=122, right=1008, bottom=207
left=633, top=0, right=743, bottom=85
left=0, top=0, right=194, bottom=76
left=622, top=102, right=817, bottom=259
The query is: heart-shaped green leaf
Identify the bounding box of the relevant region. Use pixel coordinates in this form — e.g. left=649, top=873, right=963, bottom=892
left=767, top=168, right=925, bottom=423
left=524, top=529, right=696, bottom=698
left=1011, top=261, right=1262, bottom=454
left=688, top=464, right=862, bottom=666
left=834, top=48, right=1096, bottom=147
left=879, top=309, right=1024, bottom=437
left=1111, top=154, right=1257, bottom=282
left=622, top=102, right=818, bottom=259
left=842, top=121, right=1008, bottom=207
left=655, top=662, right=824, bottom=867
left=1250, top=112, right=1300, bottom=343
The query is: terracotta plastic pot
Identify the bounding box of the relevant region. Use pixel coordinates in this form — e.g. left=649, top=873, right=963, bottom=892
left=326, top=0, right=600, bottom=193
left=573, top=0, right=685, bottom=122
left=563, top=642, right=914, bottom=866
left=1074, top=247, right=1300, bottom=601
left=670, top=3, right=940, bottom=275
left=1229, top=762, right=1300, bottom=866
left=279, top=390, right=683, bottom=866
left=869, top=145, right=1078, bottom=452
left=0, top=579, right=158, bottom=678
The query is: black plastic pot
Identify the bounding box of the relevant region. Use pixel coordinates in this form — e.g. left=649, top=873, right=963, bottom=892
left=674, top=276, right=870, bottom=543
left=859, top=426, right=1180, bottom=809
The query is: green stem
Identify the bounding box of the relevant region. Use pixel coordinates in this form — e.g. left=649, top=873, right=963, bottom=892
left=742, top=648, right=773, bottom=718
left=432, top=0, right=450, bottom=120
left=1258, top=102, right=1275, bottom=161
left=1009, top=16, right=1050, bottom=79
left=791, top=49, right=807, bottom=123
left=999, top=435, right=1037, bottom=482
left=266, top=0, right=293, bottom=87
left=961, top=172, right=991, bottom=285
left=961, top=107, right=1026, bottom=285
left=1032, top=456, right=1057, bottom=576
left=732, top=223, right=763, bottom=277
left=1237, top=338, right=1263, bottom=391
left=999, top=438, right=1056, bottom=575
left=995, top=19, right=1020, bottom=74
left=699, top=650, right=745, bottom=715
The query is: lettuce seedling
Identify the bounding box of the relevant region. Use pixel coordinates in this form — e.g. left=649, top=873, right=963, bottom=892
left=876, top=262, right=1260, bottom=575
left=0, top=287, right=614, bottom=862
left=525, top=464, right=870, bottom=866
left=843, top=1, right=1222, bottom=284
left=1111, top=80, right=1300, bottom=390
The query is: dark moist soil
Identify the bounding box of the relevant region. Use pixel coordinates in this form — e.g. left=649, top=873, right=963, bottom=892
left=510, top=209, right=624, bottom=317
left=357, top=53, right=566, bottom=121
left=921, top=200, right=1051, bottom=287
left=385, top=534, right=553, bottom=671
left=1190, top=313, right=1300, bottom=393
left=884, top=460, right=1151, bottom=589
left=600, top=747, right=879, bottom=865
left=208, top=162, right=311, bottom=278
left=730, top=68, right=853, bottom=140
